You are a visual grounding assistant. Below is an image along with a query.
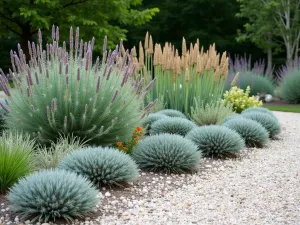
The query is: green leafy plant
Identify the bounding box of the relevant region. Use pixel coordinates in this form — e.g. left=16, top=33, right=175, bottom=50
left=0, top=27, right=156, bottom=145
left=133, top=133, right=201, bottom=173
left=149, top=117, right=196, bottom=136
left=223, top=118, right=269, bottom=147
left=0, top=132, right=35, bottom=194
left=279, top=70, right=300, bottom=104
left=34, top=135, right=86, bottom=170
left=157, top=109, right=187, bottom=118
left=223, top=86, right=263, bottom=113
left=242, top=112, right=281, bottom=138
left=186, top=125, right=245, bottom=156
left=116, top=126, right=144, bottom=155
left=58, top=147, right=139, bottom=186
left=191, top=100, right=234, bottom=126
left=0, top=98, right=8, bottom=132
left=8, top=169, right=99, bottom=222
left=242, top=107, right=275, bottom=118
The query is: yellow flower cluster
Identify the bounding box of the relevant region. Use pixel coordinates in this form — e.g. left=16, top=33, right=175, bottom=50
left=223, top=86, right=262, bottom=113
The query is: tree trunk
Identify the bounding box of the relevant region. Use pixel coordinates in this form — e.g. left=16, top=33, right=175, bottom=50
left=266, top=47, right=272, bottom=76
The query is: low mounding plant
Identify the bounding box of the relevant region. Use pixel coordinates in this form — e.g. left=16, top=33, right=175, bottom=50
left=242, top=107, right=275, bottom=118
left=223, top=118, right=269, bottom=147
left=58, top=147, right=139, bottom=186
left=186, top=125, right=245, bottom=156
left=191, top=100, right=234, bottom=126
left=223, top=114, right=243, bottom=123
left=242, top=112, right=281, bottom=138
left=34, top=135, right=86, bottom=170
left=157, top=109, right=187, bottom=118
left=279, top=70, right=300, bottom=104
left=0, top=98, right=8, bottom=132
left=223, top=86, right=263, bottom=113
left=150, top=117, right=196, bottom=136
left=142, top=113, right=168, bottom=133
left=0, top=26, right=156, bottom=145
left=8, top=169, right=99, bottom=222
left=0, top=132, right=35, bottom=194
left=133, top=133, right=201, bottom=173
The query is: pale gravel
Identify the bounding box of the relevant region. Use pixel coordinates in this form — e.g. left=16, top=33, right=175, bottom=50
left=98, top=111, right=300, bottom=225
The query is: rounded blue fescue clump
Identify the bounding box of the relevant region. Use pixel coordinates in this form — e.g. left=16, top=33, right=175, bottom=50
left=242, top=112, right=281, bottom=138
left=150, top=117, right=196, bottom=136
left=223, top=114, right=244, bottom=123
left=133, top=134, right=201, bottom=173
left=142, top=113, right=168, bottom=134
left=279, top=71, right=300, bottom=104
left=58, top=147, right=139, bottom=186
left=156, top=109, right=187, bottom=119
left=223, top=118, right=269, bottom=147
left=242, top=107, right=275, bottom=118
left=186, top=125, right=245, bottom=156
left=8, top=169, right=99, bottom=222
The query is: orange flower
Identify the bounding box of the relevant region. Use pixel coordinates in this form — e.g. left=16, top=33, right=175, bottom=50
left=117, top=142, right=123, bottom=147
left=123, top=146, right=128, bottom=151
left=136, top=126, right=142, bottom=131
left=134, top=135, right=139, bottom=139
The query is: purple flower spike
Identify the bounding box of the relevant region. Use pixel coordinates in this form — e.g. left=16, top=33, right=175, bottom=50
left=70, top=27, right=73, bottom=50
left=66, top=75, right=69, bottom=88
left=27, top=86, right=30, bottom=97
left=52, top=25, right=55, bottom=40
left=145, top=77, right=156, bottom=91
left=77, top=68, right=80, bottom=81
left=59, top=60, right=62, bottom=75
left=65, top=63, right=69, bottom=75
left=96, top=75, right=101, bottom=93
left=75, top=27, right=79, bottom=52
left=51, top=98, right=57, bottom=112
left=111, top=90, right=119, bottom=103
left=103, top=36, right=107, bottom=53
left=56, top=26, right=59, bottom=42
left=38, top=29, right=42, bottom=45
left=0, top=102, right=9, bottom=113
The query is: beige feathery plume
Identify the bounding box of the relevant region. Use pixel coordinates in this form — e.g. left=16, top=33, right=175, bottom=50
left=144, top=32, right=149, bottom=51
left=189, top=43, right=193, bottom=54
left=143, top=66, right=148, bottom=82
left=231, top=72, right=239, bottom=86
left=214, top=67, right=221, bottom=82
left=182, top=37, right=187, bottom=56
left=139, top=41, right=144, bottom=66
left=153, top=44, right=159, bottom=66
left=176, top=57, right=181, bottom=75
left=158, top=44, right=163, bottom=65
left=148, top=35, right=153, bottom=54
left=132, top=46, right=137, bottom=57
left=175, top=49, right=179, bottom=58
left=200, top=46, right=204, bottom=56
left=185, top=67, right=190, bottom=82
left=196, top=38, right=200, bottom=48
left=121, top=44, right=126, bottom=57
left=205, top=58, right=211, bottom=71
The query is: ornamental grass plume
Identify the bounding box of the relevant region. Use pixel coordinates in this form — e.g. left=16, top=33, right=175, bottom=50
left=0, top=26, right=156, bottom=145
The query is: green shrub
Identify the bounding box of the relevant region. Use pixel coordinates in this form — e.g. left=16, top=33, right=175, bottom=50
left=242, top=112, right=281, bottom=138
left=242, top=107, right=275, bottom=118
left=142, top=113, right=168, bottom=134
left=157, top=109, right=187, bottom=118
left=0, top=132, right=35, bottom=194
left=133, top=134, right=201, bottom=173
left=223, top=118, right=269, bottom=147
left=58, top=147, right=139, bottom=186
left=0, top=98, right=8, bottom=132
left=279, top=71, right=300, bottom=103
left=226, top=71, right=275, bottom=96
left=150, top=117, right=196, bottom=136
left=2, top=27, right=155, bottom=145
left=34, top=135, right=86, bottom=170
left=8, top=169, right=99, bottom=222
left=191, top=100, right=234, bottom=126
left=186, top=125, right=245, bottom=156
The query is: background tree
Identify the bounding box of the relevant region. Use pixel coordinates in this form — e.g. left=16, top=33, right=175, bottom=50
left=0, top=0, right=159, bottom=56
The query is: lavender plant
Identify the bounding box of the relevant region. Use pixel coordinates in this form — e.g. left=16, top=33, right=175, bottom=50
left=0, top=26, right=156, bottom=145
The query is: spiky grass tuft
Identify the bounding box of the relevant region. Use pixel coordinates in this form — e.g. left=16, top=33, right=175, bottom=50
left=8, top=169, right=99, bottom=222
left=223, top=114, right=244, bottom=123
left=58, top=147, right=139, bottom=186
left=149, top=117, right=196, bottom=136
left=156, top=109, right=187, bottom=119
left=142, top=113, right=168, bottom=134
left=133, top=134, right=201, bottom=173
left=223, top=118, right=269, bottom=147
left=242, top=107, right=275, bottom=118
left=279, top=70, right=300, bottom=104
left=186, top=125, right=245, bottom=156
left=0, top=27, right=156, bottom=145
left=242, top=112, right=281, bottom=138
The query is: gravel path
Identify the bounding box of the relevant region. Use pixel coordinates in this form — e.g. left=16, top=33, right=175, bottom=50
left=99, top=111, right=300, bottom=225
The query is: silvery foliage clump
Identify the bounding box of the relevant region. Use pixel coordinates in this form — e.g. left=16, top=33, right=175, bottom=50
left=156, top=109, right=187, bottom=119
left=242, top=112, right=281, bottom=139
left=142, top=113, right=168, bottom=134
left=58, top=147, right=139, bottom=186
left=242, top=107, right=275, bottom=118
left=149, top=117, right=196, bottom=136
left=8, top=169, right=99, bottom=222
left=133, top=133, right=201, bottom=173
left=186, top=125, right=245, bottom=156
left=223, top=118, right=269, bottom=147
left=0, top=26, right=156, bottom=145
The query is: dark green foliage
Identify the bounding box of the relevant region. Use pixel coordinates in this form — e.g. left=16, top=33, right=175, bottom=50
left=279, top=71, right=300, bottom=104
left=157, top=109, right=187, bottom=118
left=8, top=169, right=99, bottom=222
left=226, top=72, right=275, bottom=96
left=0, top=132, right=35, bottom=194
left=58, top=147, right=139, bottom=186
left=133, top=134, right=201, bottom=173
left=142, top=113, right=168, bottom=134
left=242, top=107, right=275, bottom=117
left=150, top=117, right=196, bottom=136
left=223, top=118, right=269, bottom=147
left=186, top=125, right=245, bottom=156
left=242, top=112, right=281, bottom=138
